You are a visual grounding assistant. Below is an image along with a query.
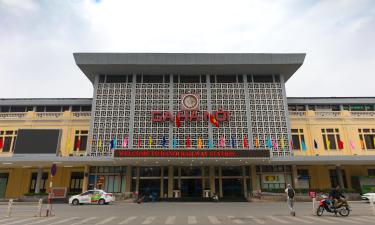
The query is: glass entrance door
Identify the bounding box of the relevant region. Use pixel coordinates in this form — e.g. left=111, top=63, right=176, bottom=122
left=181, top=179, right=202, bottom=197
left=222, top=178, right=243, bottom=197
left=0, top=173, right=9, bottom=198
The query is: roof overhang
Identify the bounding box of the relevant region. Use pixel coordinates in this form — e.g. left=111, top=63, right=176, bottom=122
left=73, top=53, right=306, bottom=84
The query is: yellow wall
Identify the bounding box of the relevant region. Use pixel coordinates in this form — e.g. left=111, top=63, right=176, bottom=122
left=290, top=110, right=375, bottom=156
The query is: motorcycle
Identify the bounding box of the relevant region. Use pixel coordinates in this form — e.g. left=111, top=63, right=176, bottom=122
left=316, top=194, right=350, bottom=217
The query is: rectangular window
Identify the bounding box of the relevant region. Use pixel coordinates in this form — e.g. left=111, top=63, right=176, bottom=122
left=253, top=75, right=273, bottom=83
left=73, top=130, right=89, bottom=151
left=142, top=75, right=164, bottom=83
left=0, top=130, right=17, bottom=153
left=329, top=169, right=347, bottom=188
left=106, top=75, right=128, bottom=83
left=322, top=128, right=341, bottom=150
left=29, top=172, right=48, bottom=193
left=216, top=75, right=237, bottom=83
left=358, top=128, right=375, bottom=150
left=368, top=169, right=375, bottom=176
left=291, top=129, right=305, bottom=150
left=69, top=172, right=84, bottom=193
left=179, top=75, right=200, bottom=83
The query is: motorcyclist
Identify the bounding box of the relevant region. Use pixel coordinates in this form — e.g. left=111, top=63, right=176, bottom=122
left=329, top=185, right=345, bottom=208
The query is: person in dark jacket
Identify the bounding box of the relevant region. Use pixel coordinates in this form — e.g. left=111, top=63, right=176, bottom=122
left=329, top=185, right=345, bottom=208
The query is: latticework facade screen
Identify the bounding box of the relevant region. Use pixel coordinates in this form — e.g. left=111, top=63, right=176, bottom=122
left=89, top=75, right=291, bottom=157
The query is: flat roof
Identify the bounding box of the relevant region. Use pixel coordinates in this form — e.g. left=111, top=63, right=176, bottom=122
left=73, top=53, right=306, bottom=84
left=1, top=97, right=375, bottom=106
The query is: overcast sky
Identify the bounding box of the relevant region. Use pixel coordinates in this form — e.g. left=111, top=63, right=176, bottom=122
left=0, top=0, right=374, bottom=98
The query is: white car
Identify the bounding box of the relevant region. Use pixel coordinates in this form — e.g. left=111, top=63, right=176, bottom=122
left=69, top=190, right=114, bottom=205
left=361, top=193, right=375, bottom=203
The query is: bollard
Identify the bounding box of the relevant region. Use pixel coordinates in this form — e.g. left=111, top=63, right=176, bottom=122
left=6, top=199, right=13, bottom=217
left=36, top=198, right=43, bottom=217
left=312, top=197, right=316, bottom=215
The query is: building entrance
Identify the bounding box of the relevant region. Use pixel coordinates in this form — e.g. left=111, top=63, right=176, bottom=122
left=222, top=178, right=243, bottom=197
left=0, top=173, right=8, bottom=198
left=181, top=179, right=202, bottom=197
left=139, top=179, right=161, bottom=196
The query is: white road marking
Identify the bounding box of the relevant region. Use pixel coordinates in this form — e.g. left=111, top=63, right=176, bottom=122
left=118, top=216, right=137, bottom=224
left=165, top=216, right=175, bottom=224
left=350, top=217, right=375, bottom=223
left=27, top=217, right=58, bottom=225
left=95, top=217, right=117, bottom=225
left=2, top=217, right=38, bottom=225
left=286, top=216, right=313, bottom=224
left=188, top=216, right=197, bottom=224
left=49, top=217, right=79, bottom=225
left=228, top=216, right=244, bottom=224
left=303, top=216, right=337, bottom=223
left=246, top=216, right=265, bottom=224
left=207, top=216, right=221, bottom=224
left=0, top=218, right=17, bottom=223
left=267, top=216, right=290, bottom=224
left=142, top=216, right=155, bottom=224
left=70, top=217, right=98, bottom=225
left=327, top=217, right=361, bottom=224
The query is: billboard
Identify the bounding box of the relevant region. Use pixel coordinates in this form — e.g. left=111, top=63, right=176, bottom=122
left=13, top=129, right=61, bottom=154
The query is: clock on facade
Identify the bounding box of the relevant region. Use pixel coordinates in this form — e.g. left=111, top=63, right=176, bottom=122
left=181, top=94, right=200, bottom=111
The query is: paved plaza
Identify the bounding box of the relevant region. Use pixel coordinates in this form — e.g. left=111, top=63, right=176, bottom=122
left=0, top=202, right=374, bottom=225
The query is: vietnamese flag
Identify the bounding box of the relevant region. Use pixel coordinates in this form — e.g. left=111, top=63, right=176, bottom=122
left=0, top=137, right=3, bottom=149
left=175, top=113, right=181, bottom=128
left=186, top=136, right=191, bottom=148
left=137, top=136, right=141, bottom=148
left=210, top=114, right=219, bottom=127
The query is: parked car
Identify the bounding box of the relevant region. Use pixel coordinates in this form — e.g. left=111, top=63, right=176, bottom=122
left=361, top=193, right=375, bottom=203
left=69, top=190, right=114, bottom=205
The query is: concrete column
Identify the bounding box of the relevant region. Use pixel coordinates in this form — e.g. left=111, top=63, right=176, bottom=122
left=336, top=165, right=345, bottom=188
left=292, top=165, right=299, bottom=189
left=242, top=166, right=247, bottom=198
left=135, top=166, right=140, bottom=193
left=251, top=165, right=257, bottom=192
left=82, top=165, right=89, bottom=192
left=209, top=166, right=215, bottom=196
left=167, top=165, right=173, bottom=198
left=125, top=166, right=131, bottom=193
left=218, top=167, right=223, bottom=198
left=34, top=168, right=43, bottom=194
left=160, top=167, right=164, bottom=198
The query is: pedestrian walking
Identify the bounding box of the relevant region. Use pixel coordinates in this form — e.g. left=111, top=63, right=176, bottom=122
left=285, top=184, right=296, bottom=216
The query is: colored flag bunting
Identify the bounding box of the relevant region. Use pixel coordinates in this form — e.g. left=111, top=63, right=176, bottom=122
left=243, top=136, right=249, bottom=148
left=301, top=139, right=307, bottom=151
left=272, top=138, right=278, bottom=150
left=314, top=139, right=318, bottom=149
left=123, top=137, right=128, bottom=148
left=280, top=137, right=285, bottom=150
left=360, top=139, right=365, bottom=149
left=209, top=139, right=214, bottom=149
left=175, top=114, right=181, bottom=128
left=186, top=136, right=191, bottom=148
left=231, top=137, right=236, bottom=148
left=0, top=137, right=3, bottom=149
left=219, top=136, right=225, bottom=148
left=290, top=140, right=294, bottom=150
left=75, top=137, right=81, bottom=151
left=326, top=138, right=330, bottom=150
left=254, top=137, right=259, bottom=148
left=137, top=136, right=141, bottom=148
left=148, top=137, right=152, bottom=148
left=198, top=137, right=203, bottom=149
left=110, top=139, right=115, bottom=149
left=173, top=137, right=177, bottom=149
left=98, top=140, right=102, bottom=148
left=267, top=137, right=272, bottom=149
left=338, top=139, right=344, bottom=150
left=349, top=140, right=356, bottom=150
left=162, top=136, right=166, bottom=148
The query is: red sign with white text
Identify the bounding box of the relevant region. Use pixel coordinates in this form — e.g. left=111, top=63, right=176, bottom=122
left=113, top=149, right=270, bottom=158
